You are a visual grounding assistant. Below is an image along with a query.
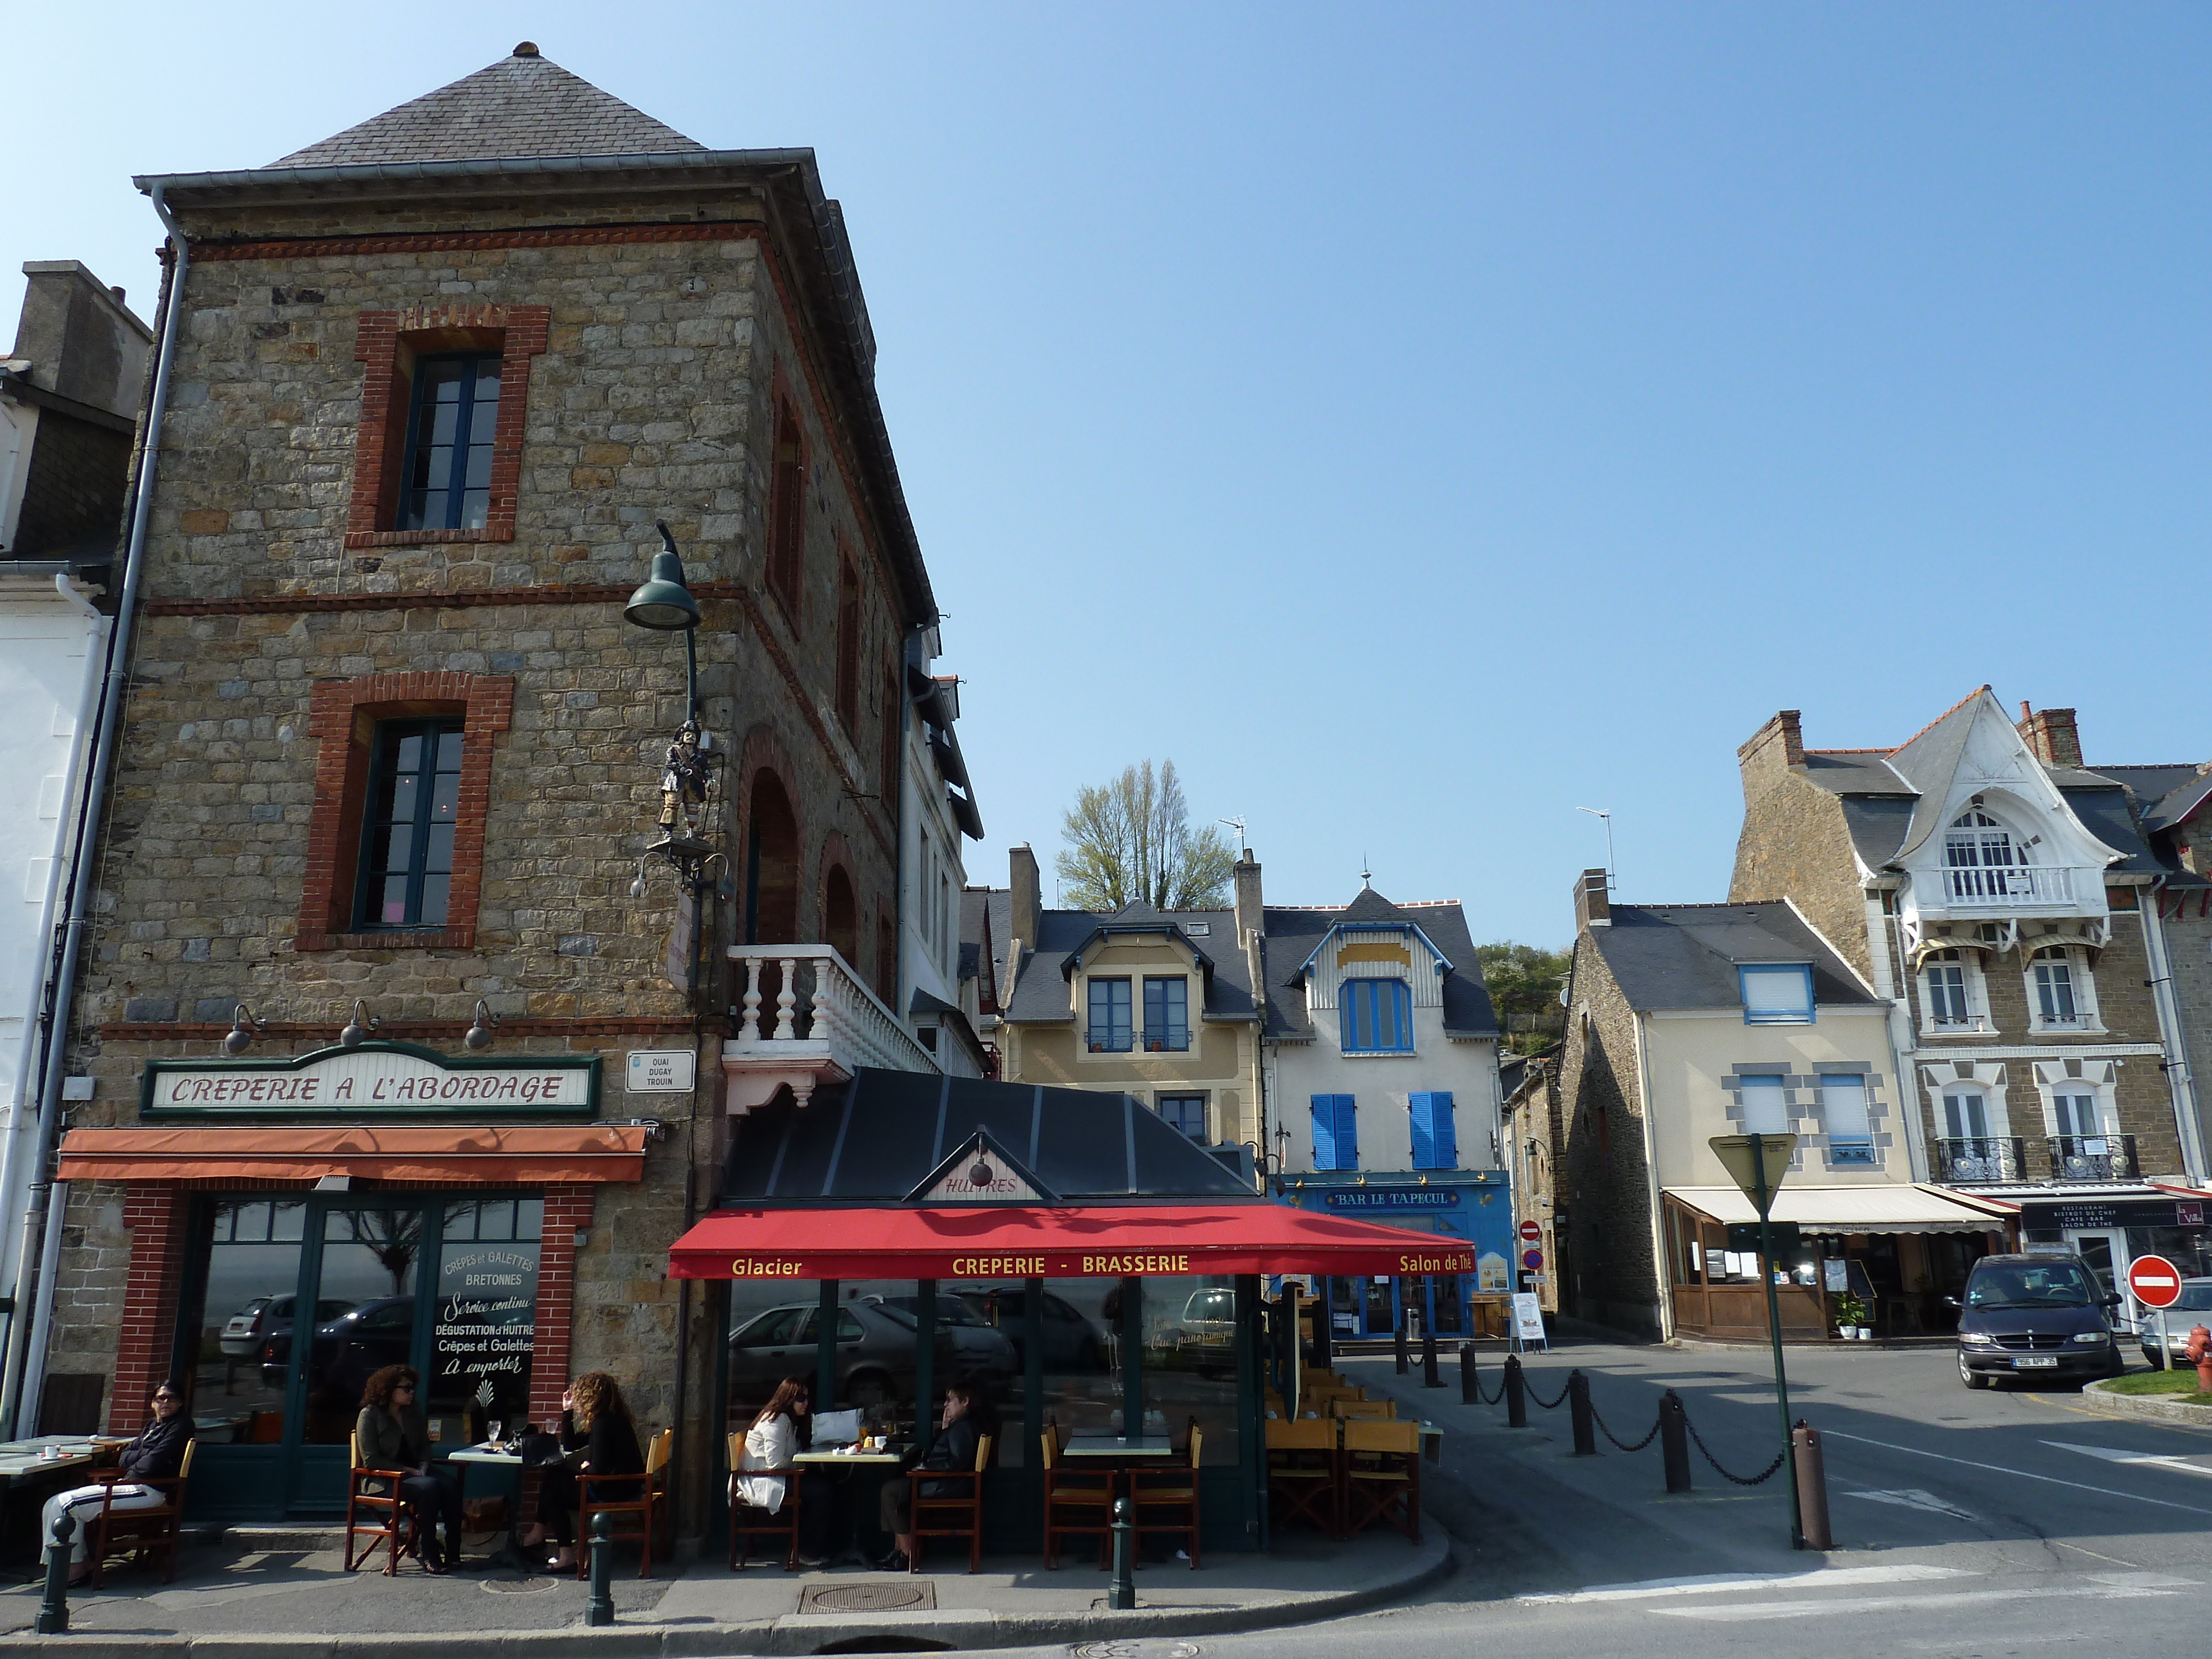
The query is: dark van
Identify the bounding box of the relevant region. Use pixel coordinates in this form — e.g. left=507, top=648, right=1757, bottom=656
left=1954, top=1253, right=2124, bottom=1389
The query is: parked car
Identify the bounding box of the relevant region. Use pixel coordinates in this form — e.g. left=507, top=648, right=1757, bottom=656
left=950, top=1285, right=1109, bottom=1371
left=1151, top=1285, right=1238, bottom=1376
left=261, top=1294, right=412, bottom=1392
left=224, top=1293, right=353, bottom=1360
left=1953, top=1254, right=2124, bottom=1389
left=728, top=1295, right=1018, bottom=1410
left=2137, top=1277, right=2212, bottom=1369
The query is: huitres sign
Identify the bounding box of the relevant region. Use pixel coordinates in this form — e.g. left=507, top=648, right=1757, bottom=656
left=142, top=1041, right=598, bottom=1120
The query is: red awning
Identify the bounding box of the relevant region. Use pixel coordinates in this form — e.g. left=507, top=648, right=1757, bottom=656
left=55, top=1124, right=651, bottom=1185
left=667, top=1203, right=1474, bottom=1281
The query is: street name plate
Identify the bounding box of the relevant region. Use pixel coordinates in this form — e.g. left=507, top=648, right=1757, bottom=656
left=627, top=1050, right=697, bottom=1094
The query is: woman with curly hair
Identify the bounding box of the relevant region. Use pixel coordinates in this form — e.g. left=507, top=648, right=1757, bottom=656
left=355, top=1365, right=465, bottom=1573
left=518, top=1371, right=643, bottom=1571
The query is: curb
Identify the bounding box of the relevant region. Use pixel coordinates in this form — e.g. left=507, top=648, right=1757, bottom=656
left=0, top=1531, right=1452, bottom=1656
left=2079, top=1378, right=2212, bottom=1431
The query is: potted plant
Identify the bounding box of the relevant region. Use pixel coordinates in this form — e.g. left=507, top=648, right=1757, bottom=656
left=1833, top=1292, right=1869, bottom=1340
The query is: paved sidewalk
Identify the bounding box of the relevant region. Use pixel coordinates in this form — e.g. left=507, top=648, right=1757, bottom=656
left=0, top=1519, right=1446, bottom=1655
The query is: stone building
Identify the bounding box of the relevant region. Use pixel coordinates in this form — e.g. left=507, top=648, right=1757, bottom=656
left=22, top=46, right=971, bottom=1536
left=1729, top=690, right=2208, bottom=1324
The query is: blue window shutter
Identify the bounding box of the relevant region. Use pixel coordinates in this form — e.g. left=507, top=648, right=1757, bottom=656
left=1334, top=1095, right=1358, bottom=1168
left=1311, top=1095, right=1336, bottom=1170
left=1409, top=1093, right=1435, bottom=1168
left=1432, top=1091, right=1457, bottom=1167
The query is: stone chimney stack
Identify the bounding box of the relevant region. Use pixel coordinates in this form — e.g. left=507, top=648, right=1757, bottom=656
left=1574, top=868, right=1611, bottom=932
left=1737, top=709, right=1805, bottom=808
left=1233, top=848, right=1263, bottom=946
left=1009, top=843, right=1041, bottom=957
left=2016, top=703, right=2083, bottom=769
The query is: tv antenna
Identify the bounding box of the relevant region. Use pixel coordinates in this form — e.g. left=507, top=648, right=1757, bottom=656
left=1575, top=807, right=1615, bottom=888
left=1218, top=816, right=1247, bottom=855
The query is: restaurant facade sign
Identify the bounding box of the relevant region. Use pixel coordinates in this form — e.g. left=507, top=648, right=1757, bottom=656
left=706, top=1244, right=1479, bottom=1279
left=140, top=1041, right=599, bottom=1120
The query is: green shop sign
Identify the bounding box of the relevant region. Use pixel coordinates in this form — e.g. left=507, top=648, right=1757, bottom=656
left=140, top=1041, right=599, bottom=1121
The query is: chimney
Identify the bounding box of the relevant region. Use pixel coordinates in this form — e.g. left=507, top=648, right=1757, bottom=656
left=1233, top=848, right=1263, bottom=946
left=1574, top=868, right=1611, bottom=932
left=2017, top=703, right=2083, bottom=769
left=1736, top=709, right=1804, bottom=808
left=1009, top=843, right=1041, bottom=957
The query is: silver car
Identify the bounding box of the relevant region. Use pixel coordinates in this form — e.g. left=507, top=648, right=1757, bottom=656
left=2138, top=1277, right=2212, bottom=1368
left=728, top=1294, right=1018, bottom=1409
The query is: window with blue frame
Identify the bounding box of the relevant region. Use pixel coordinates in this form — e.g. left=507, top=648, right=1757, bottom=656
left=1819, top=1073, right=1875, bottom=1165
left=1739, top=964, right=1816, bottom=1024
left=1157, top=1094, right=1207, bottom=1141
left=1340, top=979, right=1412, bottom=1052
left=1409, top=1092, right=1458, bottom=1170
left=353, top=719, right=463, bottom=930
left=1087, top=977, right=1133, bottom=1052
left=400, top=353, right=503, bottom=531
left=1143, top=977, right=1190, bottom=1051
left=1310, top=1094, right=1358, bottom=1171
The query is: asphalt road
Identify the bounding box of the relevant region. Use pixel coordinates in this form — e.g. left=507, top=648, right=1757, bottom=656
left=1010, top=1334, right=2212, bottom=1659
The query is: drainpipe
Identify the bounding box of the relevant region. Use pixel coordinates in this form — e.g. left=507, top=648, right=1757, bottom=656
left=0, top=185, right=188, bottom=1436
left=2141, top=882, right=2206, bottom=1185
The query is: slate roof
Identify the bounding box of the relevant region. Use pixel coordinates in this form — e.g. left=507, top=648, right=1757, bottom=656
left=1001, top=904, right=1256, bottom=1026
left=1584, top=902, right=1880, bottom=1014
left=1260, top=889, right=1500, bottom=1042
left=273, top=48, right=701, bottom=167
left=961, top=889, right=1012, bottom=1010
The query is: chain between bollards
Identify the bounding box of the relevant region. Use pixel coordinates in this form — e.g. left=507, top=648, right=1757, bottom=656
left=1108, top=1496, right=1136, bottom=1609
left=36, top=1507, right=75, bottom=1635
left=585, top=1509, right=614, bottom=1627
left=1504, top=1353, right=1528, bottom=1427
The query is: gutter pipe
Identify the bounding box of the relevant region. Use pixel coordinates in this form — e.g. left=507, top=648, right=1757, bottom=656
left=0, top=185, right=187, bottom=1436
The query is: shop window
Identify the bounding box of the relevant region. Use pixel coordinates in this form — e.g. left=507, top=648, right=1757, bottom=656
left=1143, top=977, right=1190, bottom=1051
left=184, top=1199, right=309, bottom=1444
left=940, top=1279, right=1027, bottom=1468
left=1739, top=964, right=1815, bottom=1024
left=1738, top=1074, right=1790, bottom=1134
left=1340, top=978, right=1412, bottom=1052
left=1088, top=977, right=1133, bottom=1052
left=726, top=1284, right=822, bottom=1447
left=1041, top=1277, right=1124, bottom=1439
left=353, top=719, right=463, bottom=930
left=1311, top=1093, right=1358, bottom=1171
left=1409, top=1091, right=1458, bottom=1170
left=427, top=1198, right=542, bottom=1443
left=1157, top=1094, right=1208, bottom=1141
left=1140, top=1276, right=1240, bottom=1465
left=765, top=389, right=806, bottom=624
left=1819, top=1074, right=1874, bottom=1166
left=301, top=1207, right=424, bottom=1446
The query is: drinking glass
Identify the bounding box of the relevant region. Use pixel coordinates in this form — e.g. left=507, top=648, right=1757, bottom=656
left=488, top=1420, right=504, bottom=1449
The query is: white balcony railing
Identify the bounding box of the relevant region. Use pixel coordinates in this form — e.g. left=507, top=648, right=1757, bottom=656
left=722, top=943, right=938, bottom=1113
left=1935, top=864, right=2084, bottom=909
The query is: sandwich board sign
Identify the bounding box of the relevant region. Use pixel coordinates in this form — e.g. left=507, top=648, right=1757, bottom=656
left=1510, top=1291, right=1548, bottom=1352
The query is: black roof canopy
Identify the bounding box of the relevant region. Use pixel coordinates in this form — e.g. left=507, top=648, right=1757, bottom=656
left=722, top=1068, right=1259, bottom=1207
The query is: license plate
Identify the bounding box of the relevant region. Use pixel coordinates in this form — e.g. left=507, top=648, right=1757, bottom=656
left=2015, top=1355, right=2058, bottom=1369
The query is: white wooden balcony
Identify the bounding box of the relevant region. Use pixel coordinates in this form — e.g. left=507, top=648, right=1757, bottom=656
left=1931, top=864, right=2087, bottom=911
left=722, top=943, right=938, bottom=1113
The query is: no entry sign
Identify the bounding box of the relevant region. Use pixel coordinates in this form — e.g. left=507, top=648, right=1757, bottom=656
left=1519, top=1220, right=1542, bottom=1243
left=2129, top=1254, right=2186, bottom=1310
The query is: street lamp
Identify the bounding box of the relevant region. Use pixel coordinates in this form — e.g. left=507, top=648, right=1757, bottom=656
left=623, top=521, right=723, bottom=892
left=1710, top=1131, right=1805, bottom=1547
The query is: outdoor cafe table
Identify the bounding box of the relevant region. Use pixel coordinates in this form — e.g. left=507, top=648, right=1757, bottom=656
left=1061, top=1435, right=1175, bottom=1460
left=0, top=1438, right=121, bottom=1561
left=447, top=1443, right=525, bottom=1562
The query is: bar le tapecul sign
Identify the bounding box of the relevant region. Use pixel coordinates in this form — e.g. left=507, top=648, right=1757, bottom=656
left=142, top=1041, right=598, bottom=1119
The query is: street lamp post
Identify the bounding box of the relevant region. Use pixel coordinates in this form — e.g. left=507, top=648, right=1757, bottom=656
left=1709, top=1131, right=1804, bottom=1548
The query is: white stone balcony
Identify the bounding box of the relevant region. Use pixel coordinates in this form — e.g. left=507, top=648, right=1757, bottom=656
left=722, top=943, right=938, bottom=1113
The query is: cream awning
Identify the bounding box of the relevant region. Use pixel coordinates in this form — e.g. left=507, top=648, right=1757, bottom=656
left=1664, top=1183, right=2014, bottom=1236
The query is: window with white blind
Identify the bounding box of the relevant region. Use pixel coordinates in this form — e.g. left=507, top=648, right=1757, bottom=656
left=1738, top=1074, right=1790, bottom=1134
left=1820, top=1074, right=1874, bottom=1166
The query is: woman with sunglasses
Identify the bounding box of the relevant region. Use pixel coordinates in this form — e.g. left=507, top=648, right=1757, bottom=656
left=41, top=1380, right=195, bottom=1585
left=733, top=1376, right=831, bottom=1567
left=356, top=1365, right=464, bottom=1573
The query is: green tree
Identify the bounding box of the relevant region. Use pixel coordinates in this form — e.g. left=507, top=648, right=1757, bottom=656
left=1476, top=940, right=1573, bottom=1056
left=1056, top=759, right=1237, bottom=911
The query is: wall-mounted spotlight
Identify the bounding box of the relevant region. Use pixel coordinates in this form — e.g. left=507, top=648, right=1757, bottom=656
left=464, top=1000, right=499, bottom=1052
left=223, top=1004, right=265, bottom=1056
left=338, top=1000, right=380, bottom=1050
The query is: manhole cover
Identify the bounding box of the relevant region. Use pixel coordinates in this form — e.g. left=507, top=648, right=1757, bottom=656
left=801, top=1581, right=938, bottom=1613
left=482, top=1576, right=561, bottom=1595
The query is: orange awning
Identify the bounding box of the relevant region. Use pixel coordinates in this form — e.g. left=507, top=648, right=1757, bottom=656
left=56, top=1124, right=650, bottom=1186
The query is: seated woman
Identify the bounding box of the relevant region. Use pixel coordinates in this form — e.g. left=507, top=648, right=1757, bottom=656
left=42, top=1381, right=195, bottom=1585
left=518, top=1371, right=642, bottom=1571
left=734, top=1376, right=830, bottom=1567
left=354, top=1366, right=463, bottom=1574
left=876, top=1380, right=980, bottom=1572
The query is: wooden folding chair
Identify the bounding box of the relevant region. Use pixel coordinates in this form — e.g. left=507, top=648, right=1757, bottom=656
left=1332, top=1397, right=1397, bottom=1421
left=343, top=1432, right=419, bottom=1575
left=725, top=1430, right=803, bottom=1570
left=1041, top=1421, right=1114, bottom=1569
left=1342, top=1418, right=1420, bottom=1542
left=578, top=1427, right=672, bottom=1579
left=909, top=1432, right=992, bottom=1573
left=87, top=1439, right=196, bottom=1588
left=1265, top=1416, right=1339, bottom=1537
left=1129, top=1419, right=1202, bottom=1569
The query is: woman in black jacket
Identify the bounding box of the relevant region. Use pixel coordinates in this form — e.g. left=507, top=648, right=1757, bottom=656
left=43, top=1380, right=194, bottom=1584
left=517, top=1370, right=643, bottom=1571
left=875, top=1381, right=980, bottom=1572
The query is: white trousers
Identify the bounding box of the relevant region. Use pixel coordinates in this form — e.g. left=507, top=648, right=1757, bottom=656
left=41, top=1482, right=164, bottom=1564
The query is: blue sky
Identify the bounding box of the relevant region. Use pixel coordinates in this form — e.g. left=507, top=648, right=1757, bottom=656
left=9, top=6, right=2211, bottom=942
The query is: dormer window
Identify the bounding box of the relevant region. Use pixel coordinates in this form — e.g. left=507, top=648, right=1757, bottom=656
left=1142, top=976, right=1190, bottom=1051
left=1943, top=808, right=2030, bottom=901
left=1341, top=978, right=1412, bottom=1053
left=1739, top=964, right=1814, bottom=1025
left=1086, top=977, right=1133, bottom=1052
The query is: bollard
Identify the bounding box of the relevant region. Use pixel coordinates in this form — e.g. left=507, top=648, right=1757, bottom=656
left=1394, top=1316, right=1410, bottom=1375
left=1108, top=1496, right=1136, bottom=1610
left=1567, top=1369, right=1596, bottom=1457
left=1422, top=1327, right=1443, bottom=1389
left=585, top=1510, right=614, bottom=1627
left=1660, top=1390, right=1692, bottom=1493
left=1792, top=1420, right=1832, bottom=1550
left=35, top=1507, right=74, bottom=1635
left=1504, top=1354, right=1527, bottom=1428
left=1459, top=1342, right=1477, bottom=1405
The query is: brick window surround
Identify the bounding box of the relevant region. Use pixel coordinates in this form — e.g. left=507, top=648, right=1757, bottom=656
left=111, top=1186, right=191, bottom=1431
left=346, top=304, right=549, bottom=550
left=298, top=671, right=514, bottom=952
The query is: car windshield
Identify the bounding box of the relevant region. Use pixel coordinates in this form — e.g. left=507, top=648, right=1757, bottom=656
left=1966, top=1264, right=2096, bottom=1309
left=2172, top=1282, right=2212, bottom=1312
left=875, top=1295, right=985, bottom=1327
